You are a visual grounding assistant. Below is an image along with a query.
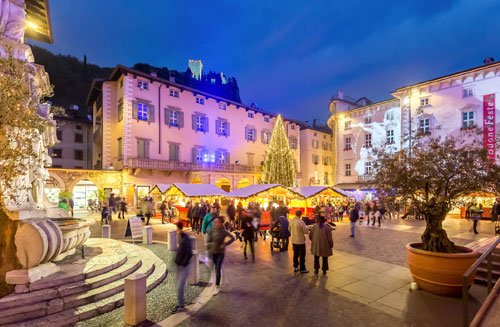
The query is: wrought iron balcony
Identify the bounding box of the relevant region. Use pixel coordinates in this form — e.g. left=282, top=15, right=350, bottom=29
left=357, top=174, right=374, bottom=182
left=127, top=158, right=261, bottom=173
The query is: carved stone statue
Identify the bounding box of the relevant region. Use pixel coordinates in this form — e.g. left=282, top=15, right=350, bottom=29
left=0, top=0, right=26, bottom=43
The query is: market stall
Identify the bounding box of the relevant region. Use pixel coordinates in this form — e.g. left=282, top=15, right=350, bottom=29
left=289, top=186, right=349, bottom=218
left=149, top=184, right=172, bottom=203
left=455, top=192, right=498, bottom=219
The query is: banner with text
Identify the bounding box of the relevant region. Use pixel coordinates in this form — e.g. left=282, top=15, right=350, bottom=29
left=483, top=93, right=496, bottom=160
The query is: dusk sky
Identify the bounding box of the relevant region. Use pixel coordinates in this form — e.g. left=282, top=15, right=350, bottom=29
left=32, top=0, right=500, bottom=122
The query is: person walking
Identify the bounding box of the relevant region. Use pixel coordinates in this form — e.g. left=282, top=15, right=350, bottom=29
left=202, top=207, right=217, bottom=246
left=252, top=203, right=262, bottom=241
left=289, top=210, right=309, bottom=273
left=143, top=196, right=154, bottom=225
left=278, top=214, right=290, bottom=251
left=349, top=203, right=360, bottom=237
left=309, top=215, right=333, bottom=275
left=68, top=197, right=74, bottom=218
left=118, top=198, right=127, bottom=220
left=241, top=212, right=255, bottom=262
left=160, top=200, right=167, bottom=224
left=470, top=203, right=482, bottom=234
left=236, top=201, right=244, bottom=228
left=491, top=198, right=499, bottom=222
left=172, top=221, right=192, bottom=313
left=207, top=216, right=235, bottom=295
left=227, top=200, right=236, bottom=226
left=108, top=193, right=116, bottom=220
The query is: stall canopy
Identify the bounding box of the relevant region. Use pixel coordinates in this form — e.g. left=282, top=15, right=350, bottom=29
left=164, top=183, right=228, bottom=197
left=331, top=187, right=353, bottom=198
left=228, top=184, right=303, bottom=199
left=150, top=184, right=172, bottom=194
left=291, top=186, right=348, bottom=199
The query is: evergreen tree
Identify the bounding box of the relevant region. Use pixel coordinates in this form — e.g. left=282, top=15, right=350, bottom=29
left=261, top=115, right=296, bottom=186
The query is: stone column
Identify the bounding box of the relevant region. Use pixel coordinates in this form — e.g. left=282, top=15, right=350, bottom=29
left=124, top=273, right=147, bottom=325
left=168, top=230, right=177, bottom=251
left=187, top=250, right=199, bottom=285
left=142, top=226, right=152, bottom=245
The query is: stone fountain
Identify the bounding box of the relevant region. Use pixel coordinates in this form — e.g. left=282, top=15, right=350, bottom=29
left=0, top=0, right=94, bottom=289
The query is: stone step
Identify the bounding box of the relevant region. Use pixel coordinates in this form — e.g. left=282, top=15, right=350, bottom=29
left=474, top=274, right=499, bottom=286
left=0, top=239, right=168, bottom=326
left=6, top=262, right=168, bottom=327
left=476, top=266, right=500, bottom=278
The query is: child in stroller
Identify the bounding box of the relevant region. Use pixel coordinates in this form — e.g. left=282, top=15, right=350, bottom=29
left=270, top=219, right=288, bottom=252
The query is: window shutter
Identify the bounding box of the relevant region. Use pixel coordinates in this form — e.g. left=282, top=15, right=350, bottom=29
left=191, top=148, right=197, bottom=163
left=225, top=152, right=230, bottom=164
left=148, top=104, right=155, bottom=122
left=144, top=141, right=150, bottom=159
left=261, top=130, right=265, bottom=143
left=203, top=117, right=209, bottom=132
left=215, top=120, right=221, bottom=135
left=132, top=100, right=138, bottom=119
left=215, top=150, right=221, bottom=163
left=169, top=144, right=174, bottom=160
left=178, top=111, right=184, bottom=128
left=192, top=114, right=197, bottom=131
left=225, top=122, right=230, bottom=137
left=252, top=128, right=257, bottom=142
left=164, top=108, right=170, bottom=125
left=312, top=155, right=315, bottom=164
left=245, top=126, right=249, bottom=141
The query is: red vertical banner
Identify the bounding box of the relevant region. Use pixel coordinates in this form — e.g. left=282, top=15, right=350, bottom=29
left=483, top=94, right=496, bottom=160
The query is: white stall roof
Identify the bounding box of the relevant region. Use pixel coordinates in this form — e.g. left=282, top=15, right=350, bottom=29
left=150, top=184, right=172, bottom=194
left=167, top=183, right=228, bottom=197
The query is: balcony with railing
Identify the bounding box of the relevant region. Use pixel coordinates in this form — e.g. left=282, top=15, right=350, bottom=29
left=127, top=158, right=261, bottom=174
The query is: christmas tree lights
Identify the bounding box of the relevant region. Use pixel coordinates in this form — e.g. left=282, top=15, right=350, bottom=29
left=261, top=115, right=296, bottom=186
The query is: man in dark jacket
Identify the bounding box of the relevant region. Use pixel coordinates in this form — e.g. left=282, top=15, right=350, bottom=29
left=227, top=201, right=236, bottom=225
left=278, top=215, right=291, bottom=251
left=172, top=222, right=192, bottom=313
left=349, top=203, right=360, bottom=237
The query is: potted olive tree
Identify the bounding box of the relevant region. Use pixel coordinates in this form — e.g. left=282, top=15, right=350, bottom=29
left=372, top=136, right=499, bottom=296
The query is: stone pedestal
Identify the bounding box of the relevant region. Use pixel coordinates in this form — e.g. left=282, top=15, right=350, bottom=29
left=187, top=250, right=200, bottom=285
left=102, top=225, right=111, bottom=238
left=168, top=230, right=177, bottom=251
left=142, top=226, right=152, bottom=245
left=5, top=262, right=60, bottom=285
left=124, top=273, right=147, bottom=326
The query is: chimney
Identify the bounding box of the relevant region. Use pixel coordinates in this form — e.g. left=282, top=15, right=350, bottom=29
left=338, top=90, right=344, bottom=100
left=150, top=69, right=157, bottom=77
left=484, top=57, right=495, bottom=65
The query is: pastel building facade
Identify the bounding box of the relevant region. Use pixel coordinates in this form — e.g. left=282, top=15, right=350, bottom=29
left=88, top=65, right=303, bottom=197
left=299, top=127, right=334, bottom=186
left=329, top=60, right=500, bottom=190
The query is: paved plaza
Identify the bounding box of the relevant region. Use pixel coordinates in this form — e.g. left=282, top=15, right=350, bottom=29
left=80, top=212, right=496, bottom=326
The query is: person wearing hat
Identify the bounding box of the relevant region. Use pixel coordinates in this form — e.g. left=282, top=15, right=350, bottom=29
left=289, top=210, right=309, bottom=273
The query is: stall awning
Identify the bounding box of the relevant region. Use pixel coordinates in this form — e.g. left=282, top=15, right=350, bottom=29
left=228, top=184, right=302, bottom=199
left=165, top=183, right=227, bottom=197
left=150, top=184, right=172, bottom=194
left=291, top=186, right=349, bottom=199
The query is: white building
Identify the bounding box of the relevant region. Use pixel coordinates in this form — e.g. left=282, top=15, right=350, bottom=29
left=300, top=125, right=334, bottom=186
left=328, top=60, right=500, bottom=190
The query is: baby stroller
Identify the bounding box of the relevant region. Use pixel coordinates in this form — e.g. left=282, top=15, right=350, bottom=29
left=270, top=223, right=286, bottom=252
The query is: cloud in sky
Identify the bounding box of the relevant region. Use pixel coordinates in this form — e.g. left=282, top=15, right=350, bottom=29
left=34, top=0, right=500, bottom=121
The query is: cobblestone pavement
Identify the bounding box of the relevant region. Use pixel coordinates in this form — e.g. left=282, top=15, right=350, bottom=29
left=78, top=212, right=495, bottom=326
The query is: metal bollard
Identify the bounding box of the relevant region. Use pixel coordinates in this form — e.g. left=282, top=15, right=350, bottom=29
left=124, top=273, right=147, bottom=325
left=102, top=225, right=111, bottom=238
left=142, top=226, right=153, bottom=245
left=187, top=250, right=200, bottom=285
left=168, top=229, right=177, bottom=251
left=189, top=235, right=198, bottom=251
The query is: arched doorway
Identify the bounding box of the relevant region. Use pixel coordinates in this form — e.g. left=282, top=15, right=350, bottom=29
left=72, top=180, right=98, bottom=210
left=237, top=178, right=250, bottom=189
left=215, top=177, right=231, bottom=192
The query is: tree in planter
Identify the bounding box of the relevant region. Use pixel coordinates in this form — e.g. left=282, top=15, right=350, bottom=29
left=372, top=135, right=499, bottom=253
left=261, top=115, right=296, bottom=187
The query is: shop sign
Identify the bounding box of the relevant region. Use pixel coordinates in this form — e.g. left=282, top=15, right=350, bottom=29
left=483, top=94, right=496, bottom=160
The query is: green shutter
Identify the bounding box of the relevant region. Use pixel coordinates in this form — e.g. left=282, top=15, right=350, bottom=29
left=148, top=104, right=155, bottom=122
left=191, top=147, right=197, bottom=163
left=226, top=122, right=230, bottom=137
left=178, top=111, right=184, bottom=128
left=203, top=117, right=209, bottom=132
left=215, top=120, right=221, bottom=135
left=192, top=114, right=197, bottom=131
left=245, top=126, right=249, bottom=141
left=132, top=100, right=138, bottom=119
left=164, top=108, right=170, bottom=125
left=252, top=128, right=257, bottom=142
left=225, top=152, right=230, bottom=164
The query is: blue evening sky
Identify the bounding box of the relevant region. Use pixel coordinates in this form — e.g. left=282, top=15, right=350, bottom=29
left=32, top=0, right=500, bottom=121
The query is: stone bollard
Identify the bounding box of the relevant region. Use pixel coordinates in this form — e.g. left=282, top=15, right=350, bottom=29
left=168, top=229, right=177, bottom=251
left=187, top=250, right=200, bottom=285
left=102, top=225, right=111, bottom=238
left=142, top=226, right=153, bottom=245
left=189, top=235, right=198, bottom=251
left=124, top=273, right=147, bottom=326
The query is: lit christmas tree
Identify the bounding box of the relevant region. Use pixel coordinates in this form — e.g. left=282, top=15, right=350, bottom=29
left=261, top=115, right=296, bottom=186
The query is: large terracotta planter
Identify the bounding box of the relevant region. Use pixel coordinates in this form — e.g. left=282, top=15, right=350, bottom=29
left=406, top=243, right=479, bottom=297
